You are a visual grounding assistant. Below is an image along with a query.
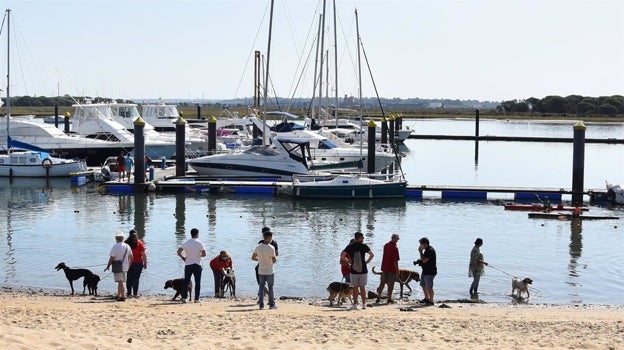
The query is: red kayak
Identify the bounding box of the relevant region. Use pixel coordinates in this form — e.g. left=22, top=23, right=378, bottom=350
left=504, top=204, right=589, bottom=211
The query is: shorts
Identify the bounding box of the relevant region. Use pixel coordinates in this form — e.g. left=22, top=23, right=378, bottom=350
left=114, top=271, right=127, bottom=282
left=380, top=272, right=397, bottom=284
left=420, top=274, right=435, bottom=289
left=350, top=273, right=367, bottom=287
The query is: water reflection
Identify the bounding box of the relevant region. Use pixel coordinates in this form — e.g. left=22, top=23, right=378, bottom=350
left=568, top=220, right=583, bottom=278
left=174, top=193, right=186, bottom=236
left=133, top=194, right=147, bottom=239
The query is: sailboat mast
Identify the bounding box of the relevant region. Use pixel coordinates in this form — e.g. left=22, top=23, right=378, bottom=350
left=355, top=9, right=363, bottom=162
left=333, top=0, right=338, bottom=127
left=262, top=0, right=275, bottom=146
left=5, top=9, right=11, bottom=154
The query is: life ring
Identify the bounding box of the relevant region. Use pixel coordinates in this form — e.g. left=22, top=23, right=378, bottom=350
left=42, top=158, right=53, bottom=169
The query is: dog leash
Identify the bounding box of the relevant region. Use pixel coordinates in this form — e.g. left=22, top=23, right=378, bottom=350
left=486, top=263, right=517, bottom=279
left=397, top=271, right=414, bottom=284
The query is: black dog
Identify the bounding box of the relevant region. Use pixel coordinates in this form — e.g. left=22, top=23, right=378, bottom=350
left=55, top=262, right=94, bottom=295
left=164, top=278, right=192, bottom=301
left=83, top=274, right=100, bottom=296
left=221, top=268, right=236, bottom=298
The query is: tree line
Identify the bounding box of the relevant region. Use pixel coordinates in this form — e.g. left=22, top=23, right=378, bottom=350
left=498, top=95, right=624, bottom=117
left=2, top=94, right=623, bottom=118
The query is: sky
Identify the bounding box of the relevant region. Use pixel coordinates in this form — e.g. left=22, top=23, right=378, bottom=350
left=0, top=0, right=622, bottom=102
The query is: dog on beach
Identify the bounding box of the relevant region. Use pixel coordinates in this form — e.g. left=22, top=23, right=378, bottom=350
left=371, top=266, right=420, bottom=298
left=55, top=262, right=94, bottom=295
left=164, top=278, right=192, bottom=301
left=327, top=282, right=354, bottom=306
left=221, top=268, right=236, bottom=298
left=83, top=274, right=100, bottom=296
left=511, top=277, right=533, bottom=299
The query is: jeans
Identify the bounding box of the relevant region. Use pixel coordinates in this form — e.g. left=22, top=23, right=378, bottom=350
left=470, top=269, right=481, bottom=294
left=126, top=262, right=143, bottom=296
left=182, top=264, right=202, bottom=301
left=212, top=269, right=224, bottom=296
left=258, top=274, right=275, bottom=308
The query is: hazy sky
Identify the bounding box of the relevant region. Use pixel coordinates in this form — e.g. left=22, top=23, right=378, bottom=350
left=1, top=0, right=622, bottom=102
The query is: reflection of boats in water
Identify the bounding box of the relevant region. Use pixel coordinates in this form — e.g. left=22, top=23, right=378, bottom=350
left=0, top=177, right=72, bottom=209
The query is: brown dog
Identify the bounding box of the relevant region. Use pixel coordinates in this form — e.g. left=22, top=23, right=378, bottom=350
left=511, top=277, right=533, bottom=299
left=327, top=282, right=354, bottom=306
left=164, top=278, right=192, bottom=301
left=371, top=266, right=420, bottom=298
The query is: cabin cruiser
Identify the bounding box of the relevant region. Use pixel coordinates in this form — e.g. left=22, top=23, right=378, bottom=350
left=188, top=138, right=309, bottom=180
left=0, top=116, right=132, bottom=166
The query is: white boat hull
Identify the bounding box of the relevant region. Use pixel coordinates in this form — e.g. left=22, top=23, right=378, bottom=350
left=0, top=151, right=87, bottom=177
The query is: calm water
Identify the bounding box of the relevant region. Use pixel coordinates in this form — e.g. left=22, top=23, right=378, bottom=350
left=1, top=119, right=623, bottom=305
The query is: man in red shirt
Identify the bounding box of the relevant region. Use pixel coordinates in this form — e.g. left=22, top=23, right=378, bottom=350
left=375, top=233, right=400, bottom=304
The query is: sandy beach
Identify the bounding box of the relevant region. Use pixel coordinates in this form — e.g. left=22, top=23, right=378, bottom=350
left=0, top=287, right=622, bottom=350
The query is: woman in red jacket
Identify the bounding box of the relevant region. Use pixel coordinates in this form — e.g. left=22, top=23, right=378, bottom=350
left=209, top=250, right=233, bottom=298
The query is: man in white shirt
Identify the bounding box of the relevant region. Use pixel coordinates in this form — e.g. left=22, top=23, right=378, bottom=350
left=177, top=228, right=206, bottom=303
left=252, top=230, right=277, bottom=310
left=105, top=231, right=133, bottom=302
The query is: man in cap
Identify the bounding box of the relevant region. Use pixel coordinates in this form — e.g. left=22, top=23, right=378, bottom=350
left=105, top=231, right=133, bottom=301
left=252, top=230, right=277, bottom=309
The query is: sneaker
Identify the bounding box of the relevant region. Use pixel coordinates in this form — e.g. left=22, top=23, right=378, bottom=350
left=375, top=298, right=380, bottom=304
left=350, top=304, right=358, bottom=310
left=419, top=298, right=428, bottom=304
left=269, top=305, right=277, bottom=309
left=194, top=299, right=201, bottom=303
left=387, top=299, right=396, bottom=304
left=362, top=304, right=366, bottom=310
left=259, top=305, right=264, bottom=310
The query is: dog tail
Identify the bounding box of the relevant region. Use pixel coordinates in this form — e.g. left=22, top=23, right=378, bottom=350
left=371, top=266, right=382, bottom=275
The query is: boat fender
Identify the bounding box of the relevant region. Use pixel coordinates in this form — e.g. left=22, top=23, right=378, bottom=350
left=42, top=158, right=53, bottom=169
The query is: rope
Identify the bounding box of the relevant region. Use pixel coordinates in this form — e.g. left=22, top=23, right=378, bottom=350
left=486, top=263, right=517, bottom=279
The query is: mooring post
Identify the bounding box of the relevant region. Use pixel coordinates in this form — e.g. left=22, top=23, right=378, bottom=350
left=64, top=111, right=71, bottom=134
left=133, top=117, right=146, bottom=184
left=380, top=117, right=388, bottom=144
left=54, top=104, right=59, bottom=128
left=475, top=109, right=480, bottom=139
left=388, top=115, right=395, bottom=146
left=571, top=121, right=586, bottom=204
left=196, top=104, right=201, bottom=118
left=208, top=115, right=217, bottom=155
left=367, top=120, right=376, bottom=174
left=175, top=116, right=186, bottom=177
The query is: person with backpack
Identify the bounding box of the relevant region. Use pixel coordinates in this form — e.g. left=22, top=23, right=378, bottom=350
left=341, top=231, right=374, bottom=310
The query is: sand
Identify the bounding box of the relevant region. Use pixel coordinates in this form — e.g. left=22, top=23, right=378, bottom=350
left=0, top=287, right=622, bottom=350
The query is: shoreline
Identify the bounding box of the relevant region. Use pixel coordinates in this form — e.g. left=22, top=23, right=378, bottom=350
left=1, top=287, right=623, bottom=350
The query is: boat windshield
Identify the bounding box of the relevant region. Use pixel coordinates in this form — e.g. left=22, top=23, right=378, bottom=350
left=242, top=146, right=280, bottom=156
left=318, top=139, right=337, bottom=149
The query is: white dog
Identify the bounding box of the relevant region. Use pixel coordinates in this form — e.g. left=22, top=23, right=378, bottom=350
left=511, top=277, right=533, bottom=298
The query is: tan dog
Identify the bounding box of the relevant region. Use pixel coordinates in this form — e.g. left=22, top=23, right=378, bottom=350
left=371, top=266, right=420, bottom=298
left=327, top=282, right=354, bottom=306
left=511, top=277, right=533, bottom=299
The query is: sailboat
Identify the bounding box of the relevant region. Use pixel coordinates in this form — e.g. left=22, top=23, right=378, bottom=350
left=0, top=9, right=87, bottom=178
left=292, top=7, right=407, bottom=199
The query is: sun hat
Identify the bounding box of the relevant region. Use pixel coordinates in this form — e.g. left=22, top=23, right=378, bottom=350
left=114, top=231, right=125, bottom=238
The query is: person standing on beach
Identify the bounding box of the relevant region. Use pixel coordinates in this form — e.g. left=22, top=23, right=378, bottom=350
left=341, top=231, right=374, bottom=310
left=255, top=226, right=278, bottom=300
left=125, top=229, right=147, bottom=298
left=177, top=228, right=206, bottom=303
left=375, top=233, right=400, bottom=304
left=468, top=238, right=487, bottom=298
left=252, top=230, right=277, bottom=309
left=105, top=231, right=133, bottom=302
left=340, top=239, right=355, bottom=283
left=416, top=237, right=436, bottom=305
left=116, top=151, right=126, bottom=181
left=209, top=250, right=233, bottom=298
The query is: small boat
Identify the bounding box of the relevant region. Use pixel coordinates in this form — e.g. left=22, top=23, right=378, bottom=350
left=606, top=181, right=624, bottom=204
left=292, top=173, right=407, bottom=199
left=504, top=204, right=589, bottom=211
left=528, top=212, right=619, bottom=220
